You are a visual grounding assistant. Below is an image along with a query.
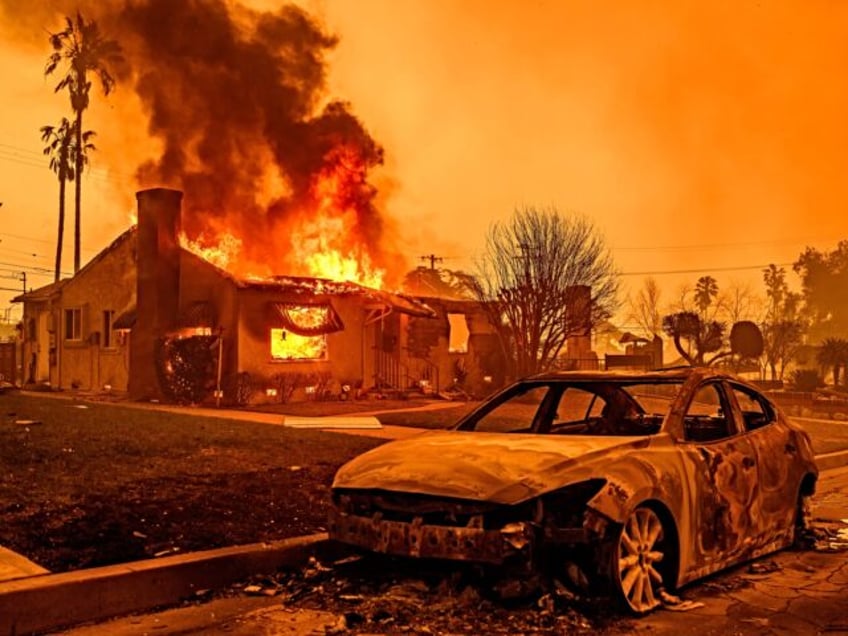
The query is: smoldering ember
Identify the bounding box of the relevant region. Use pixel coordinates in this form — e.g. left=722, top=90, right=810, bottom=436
left=1, top=1, right=848, bottom=635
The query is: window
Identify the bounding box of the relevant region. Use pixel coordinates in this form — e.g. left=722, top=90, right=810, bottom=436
left=731, top=384, right=775, bottom=431
left=554, top=387, right=605, bottom=427
left=103, top=310, right=115, bottom=348
left=447, top=313, right=469, bottom=353
left=684, top=383, right=733, bottom=442
left=472, top=385, right=550, bottom=433
left=270, top=328, right=327, bottom=361
left=269, top=303, right=340, bottom=361
left=64, top=308, right=82, bottom=341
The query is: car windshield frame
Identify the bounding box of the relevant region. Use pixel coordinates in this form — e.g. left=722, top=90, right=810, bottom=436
left=454, top=377, right=685, bottom=436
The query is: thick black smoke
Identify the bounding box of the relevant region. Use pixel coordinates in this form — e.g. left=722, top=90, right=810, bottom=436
left=3, top=0, right=395, bottom=278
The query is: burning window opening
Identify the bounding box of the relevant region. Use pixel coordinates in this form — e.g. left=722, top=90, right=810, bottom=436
left=271, top=328, right=327, bottom=361
left=448, top=313, right=470, bottom=353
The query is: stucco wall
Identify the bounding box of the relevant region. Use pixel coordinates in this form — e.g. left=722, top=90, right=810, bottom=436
left=58, top=233, right=136, bottom=391
left=402, top=298, right=503, bottom=396
left=234, top=289, right=368, bottom=402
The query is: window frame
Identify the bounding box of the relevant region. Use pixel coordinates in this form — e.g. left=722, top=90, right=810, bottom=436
left=681, top=380, right=740, bottom=443
left=727, top=382, right=777, bottom=432
left=64, top=307, right=82, bottom=342
left=102, top=309, right=116, bottom=349
left=269, top=327, right=329, bottom=362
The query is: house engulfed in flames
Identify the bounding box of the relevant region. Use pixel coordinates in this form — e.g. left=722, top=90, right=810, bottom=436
left=14, top=188, right=503, bottom=403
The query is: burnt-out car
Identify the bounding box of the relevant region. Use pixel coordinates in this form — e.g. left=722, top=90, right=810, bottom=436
left=328, top=368, right=819, bottom=614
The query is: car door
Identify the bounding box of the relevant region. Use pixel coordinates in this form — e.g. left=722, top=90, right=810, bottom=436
left=726, top=382, right=799, bottom=537
left=678, top=380, right=762, bottom=574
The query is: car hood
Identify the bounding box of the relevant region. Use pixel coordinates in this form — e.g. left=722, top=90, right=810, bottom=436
left=332, top=430, right=650, bottom=504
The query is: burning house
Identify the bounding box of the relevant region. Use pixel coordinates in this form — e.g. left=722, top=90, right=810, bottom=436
left=13, top=188, right=476, bottom=403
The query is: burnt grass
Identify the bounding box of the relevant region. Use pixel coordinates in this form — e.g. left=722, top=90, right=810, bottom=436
left=0, top=392, right=384, bottom=572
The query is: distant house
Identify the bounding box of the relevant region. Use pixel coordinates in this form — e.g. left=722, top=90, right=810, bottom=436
left=13, top=188, right=505, bottom=403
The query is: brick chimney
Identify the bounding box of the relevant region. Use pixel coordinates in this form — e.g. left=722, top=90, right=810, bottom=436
left=129, top=188, right=183, bottom=400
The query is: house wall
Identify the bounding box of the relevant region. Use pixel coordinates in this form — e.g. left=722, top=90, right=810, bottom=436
left=404, top=298, right=504, bottom=396
left=234, top=289, right=368, bottom=402
left=58, top=235, right=135, bottom=391
left=18, top=301, right=55, bottom=385
left=178, top=250, right=239, bottom=392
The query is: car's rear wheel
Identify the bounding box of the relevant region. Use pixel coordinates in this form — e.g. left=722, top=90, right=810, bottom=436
left=792, top=486, right=813, bottom=548
left=611, top=506, right=669, bottom=614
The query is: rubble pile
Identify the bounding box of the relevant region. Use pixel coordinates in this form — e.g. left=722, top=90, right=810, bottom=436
left=237, top=555, right=622, bottom=634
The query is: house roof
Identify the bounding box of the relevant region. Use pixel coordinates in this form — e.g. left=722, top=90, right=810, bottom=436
left=12, top=221, right=435, bottom=319
left=14, top=227, right=137, bottom=305
left=12, top=278, right=69, bottom=303
left=238, top=276, right=435, bottom=317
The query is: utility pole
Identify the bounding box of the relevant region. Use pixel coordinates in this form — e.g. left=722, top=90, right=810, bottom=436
left=419, top=254, right=444, bottom=270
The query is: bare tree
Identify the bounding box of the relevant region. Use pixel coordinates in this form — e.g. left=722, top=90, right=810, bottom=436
left=625, top=276, right=663, bottom=338
left=471, top=206, right=619, bottom=378
left=719, top=279, right=761, bottom=325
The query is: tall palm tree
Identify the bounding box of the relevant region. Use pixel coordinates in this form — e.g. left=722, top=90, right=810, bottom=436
left=41, top=120, right=96, bottom=282
left=40, top=119, right=75, bottom=282
left=45, top=11, right=122, bottom=273
left=694, top=275, right=719, bottom=317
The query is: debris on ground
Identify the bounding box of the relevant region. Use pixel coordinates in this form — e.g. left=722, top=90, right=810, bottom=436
left=807, top=523, right=848, bottom=552
left=746, top=560, right=782, bottom=575
left=658, top=589, right=706, bottom=611
left=234, top=555, right=638, bottom=634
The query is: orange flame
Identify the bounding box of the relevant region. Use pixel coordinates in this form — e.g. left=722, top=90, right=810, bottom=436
left=270, top=306, right=331, bottom=360
left=291, top=145, right=385, bottom=288
left=180, top=231, right=243, bottom=271
left=180, top=144, right=387, bottom=289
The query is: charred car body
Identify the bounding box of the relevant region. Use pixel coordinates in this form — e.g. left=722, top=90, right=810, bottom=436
left=328, top=368, right=818, bottom=613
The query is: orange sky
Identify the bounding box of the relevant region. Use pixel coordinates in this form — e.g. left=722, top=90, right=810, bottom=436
left=1, top=0, right=847, bottom=322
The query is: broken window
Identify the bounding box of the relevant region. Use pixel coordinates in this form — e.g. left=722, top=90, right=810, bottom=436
left=64, top=308, right=82, bottom=341
left=447, top=313, right=469, bottom=353
left=731, top=383, right=775, bottom=431
left=472, top=385, right=550, bottom=433
left=269, top=304, right=342, bottom=361
left=270, top=328, right=327, bottom=361
left=683, top=383, right=734, bottom=442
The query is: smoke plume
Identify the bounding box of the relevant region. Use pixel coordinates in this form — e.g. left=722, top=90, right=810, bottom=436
left=4, top=0, right=401, bottom=283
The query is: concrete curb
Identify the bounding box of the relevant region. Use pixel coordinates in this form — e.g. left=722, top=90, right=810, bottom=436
left=0, top=533, right=331, bottom=636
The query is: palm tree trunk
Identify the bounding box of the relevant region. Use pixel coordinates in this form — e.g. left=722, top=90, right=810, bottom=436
left=73, top=110, right=83, bottom=273
left=55, top=172, right=66, bottom=282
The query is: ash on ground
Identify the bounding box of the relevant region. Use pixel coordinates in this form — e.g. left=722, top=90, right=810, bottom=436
left=233, top=553, right=633, bottom=634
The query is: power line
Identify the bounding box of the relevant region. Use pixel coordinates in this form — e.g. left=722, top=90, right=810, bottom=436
left=613, top=237, right=842, bottom=252
left=619, top=262, right=795, bottom=277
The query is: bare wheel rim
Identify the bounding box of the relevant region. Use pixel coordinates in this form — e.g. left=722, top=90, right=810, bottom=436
left=617, top=507, right=665, bottom=613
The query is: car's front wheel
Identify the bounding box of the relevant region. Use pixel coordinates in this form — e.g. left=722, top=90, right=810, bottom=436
left=611, top=506, right=670, bottom=614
